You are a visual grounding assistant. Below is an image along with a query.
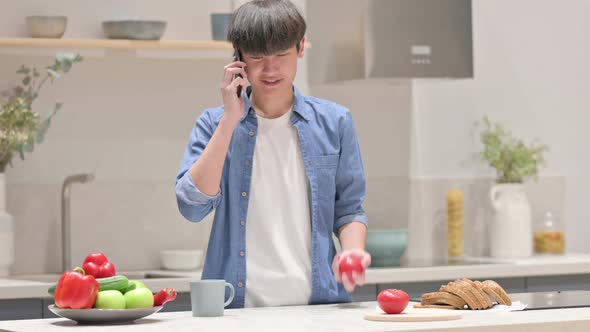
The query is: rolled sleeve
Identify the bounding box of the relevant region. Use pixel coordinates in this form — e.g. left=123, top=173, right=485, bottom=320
left=334, top=213, right=368, bottom=233
left=175, top=109, right=222, bottom=222
left=176, top=171, right=222, bottom=206
left=333, top=111, right=368, bottom=234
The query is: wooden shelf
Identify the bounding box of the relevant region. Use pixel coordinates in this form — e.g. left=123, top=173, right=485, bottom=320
left=0, top=38, right=234, bottom=50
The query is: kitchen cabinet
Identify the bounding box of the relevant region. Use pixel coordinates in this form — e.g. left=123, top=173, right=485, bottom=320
left=0, top=299, right=42, bottom=320
left=41, top=298, right=58, bottom=319
left=159, top=292, right=192, bottom=312
left=527, top=274, right=590, bottom=292
left=351, top=284, right=378, bottom=302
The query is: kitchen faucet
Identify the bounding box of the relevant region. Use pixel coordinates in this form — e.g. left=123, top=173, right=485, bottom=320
left=61, top=173, right=94, bottom=272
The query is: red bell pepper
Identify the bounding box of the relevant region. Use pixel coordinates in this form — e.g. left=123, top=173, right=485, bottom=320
left=54, top=267, right=99, bottom=309
left=82, top=252, right=116, bottom=278
left=153, top=288, right=177, bottom=306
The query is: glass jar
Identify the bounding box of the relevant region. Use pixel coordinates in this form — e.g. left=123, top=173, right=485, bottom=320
left=533, top=211, right=565, bottom=254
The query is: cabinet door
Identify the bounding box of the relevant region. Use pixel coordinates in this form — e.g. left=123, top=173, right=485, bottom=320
left=351, top=284, right=377, bottom=302
left=526, top=274, right=590, bottom=292
left=159, top=292, right=191, bottom=312
left=42, top=298, right=59, bottom=318
left=0, top=299, right=42, bottom=320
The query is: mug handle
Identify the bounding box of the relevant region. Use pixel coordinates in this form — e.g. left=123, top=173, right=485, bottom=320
left=224, top=282, right=235, bottom=307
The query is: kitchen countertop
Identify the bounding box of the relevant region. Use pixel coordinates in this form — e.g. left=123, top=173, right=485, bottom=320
left=1, top=301, right=590, bottom=332
left=2, top=254, right=590, bottom=300
left=366, top=253, right=590, bottom=284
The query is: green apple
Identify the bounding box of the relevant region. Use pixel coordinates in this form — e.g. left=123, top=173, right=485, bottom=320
left=95, top=290, right=125, bottom=309
left=131, top=280, right=147, bottom=289
left=124, top=287, right=154, bottom=309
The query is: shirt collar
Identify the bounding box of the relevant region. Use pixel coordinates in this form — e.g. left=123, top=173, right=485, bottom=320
left=240, top=85, right=310, bottom=122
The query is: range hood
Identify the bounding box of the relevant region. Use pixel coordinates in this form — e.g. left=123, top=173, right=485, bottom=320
left=307, top=0, right=473, bottom=83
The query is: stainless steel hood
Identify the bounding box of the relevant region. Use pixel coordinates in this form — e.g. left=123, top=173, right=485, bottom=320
left=307, top=0, right=473, bottom=83
left=365, top=0, right=473, bottom=79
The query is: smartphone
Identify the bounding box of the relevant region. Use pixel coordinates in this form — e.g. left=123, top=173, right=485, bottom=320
left=233, top=49, right=243, bottom=98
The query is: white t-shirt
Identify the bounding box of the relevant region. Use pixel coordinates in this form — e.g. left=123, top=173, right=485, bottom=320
left=244, top=108, right=313, bottom=307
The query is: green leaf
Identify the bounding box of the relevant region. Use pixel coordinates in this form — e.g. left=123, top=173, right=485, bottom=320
left=47, top=68, right=60, bottom=79
left=16, top=66, right=30, bottom=74
left=22, top=142, right=34, bottom=153
left=478, top=116, right=549, bottom=183
left=1, top=53, right=82, bottom=169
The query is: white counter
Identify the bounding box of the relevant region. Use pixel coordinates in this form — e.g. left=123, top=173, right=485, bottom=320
left=2, top=254, right=590, bottom=300
left=1, top=301, right=590, bottom=332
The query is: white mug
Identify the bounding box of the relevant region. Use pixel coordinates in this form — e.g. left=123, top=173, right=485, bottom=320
left=190, top=279, right=235, bottom=317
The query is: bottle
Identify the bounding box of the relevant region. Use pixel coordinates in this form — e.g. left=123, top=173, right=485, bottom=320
left=446, top=189, right=464, bottom=260
left=533, top=211, right=565, bottom=254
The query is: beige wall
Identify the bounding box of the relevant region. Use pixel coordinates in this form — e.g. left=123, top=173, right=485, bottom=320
left=0, top=0, right=313, bottom=275
left=1, top=0, right=241, bottom=274
left=1, top=0, right=584, bottom=275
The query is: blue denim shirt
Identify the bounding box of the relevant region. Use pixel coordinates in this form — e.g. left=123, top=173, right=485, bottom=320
left=175, top=86, right=368, bottom=308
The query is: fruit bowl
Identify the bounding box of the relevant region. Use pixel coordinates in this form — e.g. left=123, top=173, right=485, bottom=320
left=48, top=305, right=163, bottom=324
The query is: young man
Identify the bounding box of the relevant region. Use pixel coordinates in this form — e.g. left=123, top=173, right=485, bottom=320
left=175, top=0, right=370, bottom=308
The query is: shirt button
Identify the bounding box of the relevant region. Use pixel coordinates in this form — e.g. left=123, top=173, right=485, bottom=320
left=240, top=251, right=245, bottom=257
left=248, top=131, right=254, bottom=137
left=238, top=281, right=244, bottom=288
left=240, top=220, right=245, bottom=226
left=242, top=192, right=247, bottom=197
left=245, top=160, right=251, bottom=166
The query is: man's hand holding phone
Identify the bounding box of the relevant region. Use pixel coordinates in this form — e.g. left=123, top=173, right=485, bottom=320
left=221, top=49, right=247, bottom=124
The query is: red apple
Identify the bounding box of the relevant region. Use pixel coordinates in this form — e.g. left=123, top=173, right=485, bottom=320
left=377, top=289, right=410, bottom=314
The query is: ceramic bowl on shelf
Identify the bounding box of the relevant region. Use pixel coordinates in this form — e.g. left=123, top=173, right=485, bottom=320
left=160, top=249, right=204, bottom=271
left=26, top=16, right=68, bottom=38
left=102, top=20, right=167, bottom=40
left=365, top=228, right=409, bottom=267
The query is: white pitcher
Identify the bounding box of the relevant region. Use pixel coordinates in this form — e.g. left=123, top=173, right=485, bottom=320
left=489, top=184, right=533, bottom=258
left=0, top=173, right=14, bottom=277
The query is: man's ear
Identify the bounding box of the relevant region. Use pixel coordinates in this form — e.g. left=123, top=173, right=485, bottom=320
left=297, top=37, right=305, bottom=58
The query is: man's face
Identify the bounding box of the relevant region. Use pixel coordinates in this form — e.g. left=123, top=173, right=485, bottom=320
left=242, top=39, right=305, bottom=95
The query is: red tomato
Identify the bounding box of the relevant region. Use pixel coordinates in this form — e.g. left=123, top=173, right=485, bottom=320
left=377, top=289, right=410, bottom=314
left=338, top=255, right=364, bottom=280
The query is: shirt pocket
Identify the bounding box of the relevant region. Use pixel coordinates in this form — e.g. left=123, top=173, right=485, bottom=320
left=310, top=154, right=339, bottom=199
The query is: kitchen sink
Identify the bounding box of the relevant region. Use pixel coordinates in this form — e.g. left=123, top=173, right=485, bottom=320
left=10, top=272, right=185, bottom=283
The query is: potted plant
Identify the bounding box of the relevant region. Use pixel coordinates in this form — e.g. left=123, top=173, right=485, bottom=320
left=478, top=116, right=549, bottom=259
left=0, top=52, right=82, bottom=276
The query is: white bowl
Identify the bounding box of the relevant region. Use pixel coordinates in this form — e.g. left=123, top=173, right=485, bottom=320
left=160, top=250, right=204, bottom=271
left=26, top=16, right=67, bottom=38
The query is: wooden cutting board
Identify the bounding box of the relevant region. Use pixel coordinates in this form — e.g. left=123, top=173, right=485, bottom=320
left=364, top=307, right=463, bottom=322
